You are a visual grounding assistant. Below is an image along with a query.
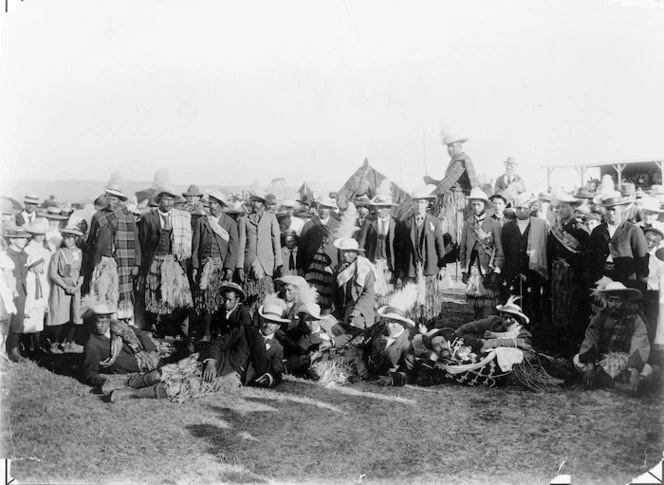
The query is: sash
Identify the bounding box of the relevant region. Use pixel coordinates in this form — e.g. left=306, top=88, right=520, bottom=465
left=469, top=218, right=493, bottom=254
left=207, top=215, right=230, bottom=242
left=551, top=221, right=581, bottom=254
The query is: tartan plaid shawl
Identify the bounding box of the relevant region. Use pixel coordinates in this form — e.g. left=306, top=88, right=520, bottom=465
left=433, top=153, right=479, bottom=195
left=97, top=206, right=137, bottom=301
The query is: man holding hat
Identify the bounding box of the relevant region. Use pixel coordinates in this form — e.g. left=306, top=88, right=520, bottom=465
left=501, top=192, right=550, bottom=324
left=547, top=192, right=591, bottom=355
left=83, top=181, right=141, bottom=316
left=4, top=226, right=30, bottom=361
left=136, top=185, right=193, bottom=340
left=191, top=190, right=239, bottom=342
left=333, top=237, right=376, bottom=331
left=399, top=189, right=448, bottom=322
left=575, top=280, right=653, bottom=396
left=459, top=188, right=504, bottom=319
left=15, top=193, right=40, bottom=227
left=494, top=157, right=526, bottom=195
left=586, top=193, right=649, bottom=294
left=297, top=196, right=340, bottom=310
left=358, top=192, right=405, bottom=303
left=236, top=191, right=283, bottom=314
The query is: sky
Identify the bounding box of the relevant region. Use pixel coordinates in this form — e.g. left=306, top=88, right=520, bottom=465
left=1, top=0, right=664, bottom=196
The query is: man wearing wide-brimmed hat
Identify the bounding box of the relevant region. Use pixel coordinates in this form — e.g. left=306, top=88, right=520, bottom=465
left=548, top=191, right=591, bottom=355
left=399, top=188, right=448, bottom=322
left=500, top=192, right=550, bottom=324
left=83, top=181, right=141, bottom=318
left=494, top=156, right=526, bottom=195
left=575, top=280, right=653, bottom=396
left=637, top=197, right=664, bottom=234
left=333, top=237, right=376, bottom=331
left=136, top=185, right=194, bottom=342
left=423, top=133, right=478, bottom=196
left=357, top=192, right=405, bottom=304
left=191, top=190, right=239, bottom=342
left=236, top=191, right=283, bottom=314
left=213, top=281, right=251, bottom=336
left=297, top=195, right=340, bottom=311
left=353, top=194, right=372, bottom=229
left=3, top=225, right=30, bottom=361
left=459, top=188, right=504, bottom=319
left=278, top=199, right=305, bottom=236
left=586, top=193, right=649, bottom=294
left=15, top=193, right=40, bottom=227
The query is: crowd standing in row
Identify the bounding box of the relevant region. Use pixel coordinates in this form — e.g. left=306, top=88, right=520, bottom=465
left=0, top=136, right=661, bottom=400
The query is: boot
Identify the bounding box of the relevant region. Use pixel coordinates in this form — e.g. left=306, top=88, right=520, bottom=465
left=110, top=383, right=167, bottom=402
left=126, top=369, right=162, bottom=389
left=101, top=375, right=130, bottom=394
left=49, top=342, right=64, bottom=354
left=7, top=348, right=26, bottom=363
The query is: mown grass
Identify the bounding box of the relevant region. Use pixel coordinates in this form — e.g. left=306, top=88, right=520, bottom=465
left=2, top=298, right=663, bottom=484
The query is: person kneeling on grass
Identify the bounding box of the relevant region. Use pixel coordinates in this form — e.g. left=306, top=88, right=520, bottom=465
left=108, top=295, right=286, bottom=401
left=574, top=280, right=654, bottom=396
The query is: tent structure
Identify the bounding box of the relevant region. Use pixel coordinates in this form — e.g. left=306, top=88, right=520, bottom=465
left=336, top=158, right=413, bottom=221
left=543, top=158, right=664, bottom=190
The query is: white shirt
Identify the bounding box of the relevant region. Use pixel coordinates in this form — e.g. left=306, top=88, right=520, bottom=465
left=289, top=216, right=305, bottom=236
left=21, top=211, right=36, bottom=224
left=319, top=216, right=330, bottom=225
left=386, top=327, right=405, bottom=349
left=378, top=217, right=390, bottom=236
left=158, top=210, right=171, bottom=229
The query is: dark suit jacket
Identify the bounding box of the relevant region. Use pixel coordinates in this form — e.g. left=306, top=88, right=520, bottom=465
left=358, top=216, right=404, bottom=275
left=243, top=326, right=283, bottom=387
left=297, top=216, right=340, bottom=272
left=400, top=213, right=447, bottom=278
left=82, top=329, right=157, bottom=387
left=15, top=212, right=35, bottom=227
left=459, top=216, right=504, bottom=273
left=212, top=304, right=252, bottom=335
left=138, top=209, right=190, bottom=274
left=199, top=325, right=250, bottom=377
left=191, top=213, right=239, bottom=271
left=366, top=329, right=416, bottom=386
left=494, top=173, right=526, bottom=193
left=586, top=221, right=649, bottom=291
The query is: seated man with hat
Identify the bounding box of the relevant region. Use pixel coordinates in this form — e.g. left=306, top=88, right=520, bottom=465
left=15, top=193, right=40, bottom=227
left=82, top=304, right=160, bottom=392
left=212, top=282, right=251, bottom=336
left=575, top=280, right=653, bottom=396
left=364, top=290, right=417, bottom=386
left=333, top=237, right=376, bottom=332
left=191, top=190, right=239, bottom=342
left=83, top=180, right=141, bottom=316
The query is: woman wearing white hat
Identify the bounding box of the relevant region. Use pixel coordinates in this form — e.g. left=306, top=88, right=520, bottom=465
left=459, top=188, right=504, bottom=319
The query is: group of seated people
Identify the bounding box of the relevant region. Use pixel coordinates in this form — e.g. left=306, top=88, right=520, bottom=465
left=81, top=269, right=658, bottom=403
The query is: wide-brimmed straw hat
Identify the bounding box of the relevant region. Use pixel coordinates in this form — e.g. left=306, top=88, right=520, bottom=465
left=3, top=226, right=30, bottom=238
left=639, top=197, right=664, bottom=214
left=23, top=193, right=40, bottom=205
left=595, top=281, right=642, bottom=301
left=411, top=188, right=436, bottom=200
left=297, top=302, right=322, bottom=320
left=595, top=193, right=632, bottom=208
left=275, top=275, right=307, bottom=288
left=370, top=194, right=396, bottom=207
left=207, top=190, right=229, bottom=207
left=280, top=199, right=298, bottom=209
left=377, top=305, right=415, bottom=327
left=182, top=184, right=204, bottom=197
left=45, top=206, right=69, bottom=220
left=219, top=282, right=246, bottom=301
left=258, top=302, right=291, bottom=324
left=552, top=192, right=583, bottom=207
left=442, top=133, right=468, bottom=146
left=104, top=183, right=128, bottom=201
left=353, top=195, right=372, bottom=208
left=503, top=156, right=518, bottom=166
left=495, top=300, right=530, bottom=324
left=643, top=226, right=664, bottom=239
left=466, top=188, right=490, bottom=204
left=538, top=192, right=552, bottom=203
left=333, top=237, right=365, bottom=252
left=225, top=201, right=248, bottom=215
left=60, top=224, right=84, bottom=237
left=512, top=192, right=536, bottom=209
left=24, top=217, right=49, bottom=235
left=317, top=196, right=338, bottom=210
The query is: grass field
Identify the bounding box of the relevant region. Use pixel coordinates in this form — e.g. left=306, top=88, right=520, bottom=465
left=2, top=297, right=663, bottom=484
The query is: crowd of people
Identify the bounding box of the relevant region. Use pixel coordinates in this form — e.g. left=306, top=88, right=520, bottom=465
left=0, top=134, right=662, bottom=401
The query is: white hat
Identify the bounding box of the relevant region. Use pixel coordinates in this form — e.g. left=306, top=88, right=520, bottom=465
left=317, top=196, right=338, bottom=210
left=639, top=197, right=664, bottom=214
left=552, top=192, right=583, bottom=207
left=411, top=188, right=436, bottom=200
left=24, top=193, right=40, bottom=205
left=595, top=281, right=642, bottom=301
left=333, top=237, right=365, bottom=252
left=377, top=305, right=415, bottom=327
left=257, top=302, right=291, bottom=324
left=104, top=183, right=128, bottom=201
left=512, top=192, right=536, bottom=209
left=155, top=185, right=179, bottom=199
left=496, top=296, right=530, bottom=324
left=369, top=194, right=396, bottom=207
left=24, top=217, right=50, bottom=235
left=280, top=199, right=298, bottom=209
left=466, top=188, right=490, bottom=204
left=207, top=190, right=229, bottom=207
left=442, top=134, right=468, bottom=145
left=92, top=304, right=116, bottom=315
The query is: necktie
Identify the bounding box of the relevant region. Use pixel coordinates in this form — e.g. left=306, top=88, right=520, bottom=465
left=416, top=216, right=424, bottom=227
left=162, top=213, right=172, bottom=230
left=289, top=250, right=295, bottom=270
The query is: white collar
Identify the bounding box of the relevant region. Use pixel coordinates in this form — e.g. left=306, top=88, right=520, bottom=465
left=320, top=216, right=330, bottom=225
left=387, top=327, right=405, bottom=340
left=158, top=210, right=171, bottom=217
